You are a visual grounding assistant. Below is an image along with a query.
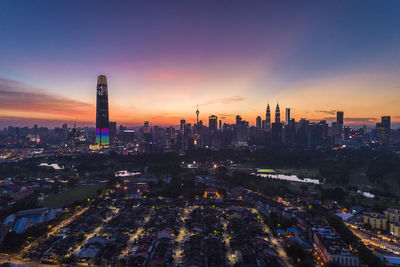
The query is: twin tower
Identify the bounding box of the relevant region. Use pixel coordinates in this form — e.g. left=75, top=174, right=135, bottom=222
left=265, top=103, right=281, bottom=129
left=96, top=75, right=110, bottom=146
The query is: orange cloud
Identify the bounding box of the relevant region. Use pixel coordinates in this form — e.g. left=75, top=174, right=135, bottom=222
left=0, top=77, right=94, bottom=120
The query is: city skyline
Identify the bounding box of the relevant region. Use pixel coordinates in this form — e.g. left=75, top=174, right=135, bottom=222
left=1, top=1, right=400, bottom=127
left=0, top=72, right=397, bottom=129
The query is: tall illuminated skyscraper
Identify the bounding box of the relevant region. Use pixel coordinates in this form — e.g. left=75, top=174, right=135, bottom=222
left=96, top=75, right=110, bottom=146
left=266, top=104, right=271, bottom=130
left=275, top=103, right=280, bottom=123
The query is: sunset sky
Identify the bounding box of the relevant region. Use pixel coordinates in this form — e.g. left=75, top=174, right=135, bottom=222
left=1, top=1, right=400, bottom=128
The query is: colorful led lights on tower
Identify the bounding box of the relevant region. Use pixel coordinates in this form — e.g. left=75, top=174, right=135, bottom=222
left=96, top=75, right=110, bottom=146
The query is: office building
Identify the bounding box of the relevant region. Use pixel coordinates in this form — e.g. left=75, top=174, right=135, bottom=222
left=382, top=116, right=391, bottom=131
left=96, top=75, right=110, bottom=146
left=271, top=122, right=283, bottom=146
left=236, top=115, right=242, bottom=125
left=275, top=103, right=280, bottom=124
left=256, top=116, right=262, bottom=129
left=285, top=108, right=290, bottom=125
left=376, top=116, right=391, bottom=143
left=337, top=111, right=344, bottom=125
left=266, top=104, right=271, bottom=131
left=336, top=111, right=344, bottom=145
left=209, top=115, right=218, bottom=134
left=180, top=119, right=186, bottom=132
left=109, top=121, right=117, bottom=144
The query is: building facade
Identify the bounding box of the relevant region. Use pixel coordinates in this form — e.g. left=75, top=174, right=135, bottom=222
left=96, top=75, right=110, bottom=146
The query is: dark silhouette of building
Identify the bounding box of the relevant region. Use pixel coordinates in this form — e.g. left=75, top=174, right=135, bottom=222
left=209, top=115, right=218, bottom=134
left=376, top=116, right=391, bottom=143
left=109, top=121, right=117, bottom=144
left=236, top=115, right=242, bottom=125
left=271, top=122, right=282, bottom=146
left=283, top=118, right=296, bottom=146
left=337, top=111, right=344, bottom=125
left=296, top=119, right=309, bottom=147
left=275, top=103, right=280, bottom=123
left=335, top=111, right=344, bottom=145
left=256, top=116, right=262, bottom=129
left=96, top=75, right=110, bottom=146
left=180, top=119, right=186, bottom=132
left=266, top=104, right=271, bottom=131
left=308, top=121, right=327, bottom=147
left=285, top=108, right=290, bottom=125
left=382, top=116, right=391, bottom=130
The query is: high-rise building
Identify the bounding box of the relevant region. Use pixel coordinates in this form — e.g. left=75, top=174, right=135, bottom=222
left=275, top=103, right=280, bottom=124
left=285, top=108, right=290, bottom=125
left=266, top=104, right=271, bottom=130
left=256, top=116, right=262, bottom=129
left=96, top=75, right=110, bottom=146
left=209, top=115, right=218, bottom=134
left=283, top=118, right=296, bottom=146
left=219, top=120, right=222, bottom=131
left=109, top=121, right=117, bottom=144
left=144, top=121, right=150, bottom=134
left=335, top=111, right=344, bottom=145
left=236, top=115, right=242, bottom=125
left=297, top=119, right=309, bottom=147
left=271, top=122, right=283, bottom=146
left=382, top=116, right=391, bottom=130
left=377, top=116, right=391, bottom=143
left=180, top=119, right=186, bottom=132
left=337, top=111, right=344, bottom=126
left=308, top=121, right=328, bottom=147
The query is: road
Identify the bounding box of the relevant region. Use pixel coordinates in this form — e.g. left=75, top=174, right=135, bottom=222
left=222, top=218, right=235, bottom=267
left=173, top=206, right=192, bottom=266
left=120, top=211, right=152, bottom=258
left=251, top=208, right=293, bottom=267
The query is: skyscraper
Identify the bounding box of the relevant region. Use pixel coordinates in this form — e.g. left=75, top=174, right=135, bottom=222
left=256, top=116, right=262, bottom=129
left=96, top=75, right=110, bottom=146
left=275, top=103, right=280, bottom=123
left=285, top=108, right=290, bottom=125
left=209, top=115, right=218, bottom=134
left=337, top=111, right=344, bottom=125
left=109, top=121, right=117, bottom=144
left=377, top=116, right=391, bottom=143
left=180, top=119, right=186, bottom=131
left=266, top=104, right=271, bottom=130
left=381, top=116, right=391, bottom=130
left=144, top=121, right=150, bottom=134
left=236, top=115, right=242, bottom=125
left=335, top=111, right=344, bottom=145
